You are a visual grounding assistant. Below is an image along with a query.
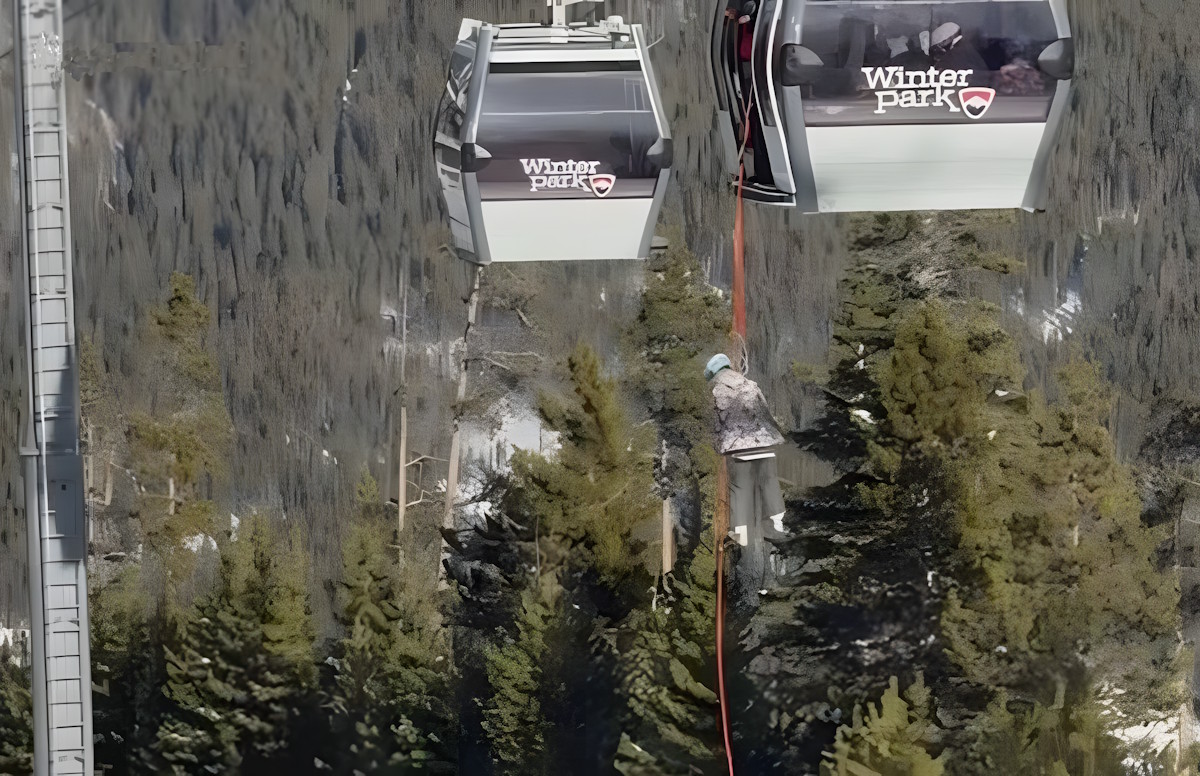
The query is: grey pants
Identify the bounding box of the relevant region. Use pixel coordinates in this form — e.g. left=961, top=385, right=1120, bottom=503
left=727, top=454, right=786, bottom=546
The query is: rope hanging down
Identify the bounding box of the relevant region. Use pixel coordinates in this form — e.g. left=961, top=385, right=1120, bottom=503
left=714, top=82, right=757, bottom=776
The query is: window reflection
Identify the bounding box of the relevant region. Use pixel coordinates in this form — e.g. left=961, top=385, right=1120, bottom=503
left=473, top=69, right=663, bottom=200
left=796, top=1, right=1061, bottom=126
left=435, top=49, right=473, bottom=142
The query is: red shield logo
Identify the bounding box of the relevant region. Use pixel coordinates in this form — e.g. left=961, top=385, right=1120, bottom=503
left=589, top=174, right=616, bottom=198
left=958, top=87, right=996, bottom=120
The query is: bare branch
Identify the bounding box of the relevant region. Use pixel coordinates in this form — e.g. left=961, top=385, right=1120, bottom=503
left=491, top=351, right=544, bottom=360
left=407, top=454, right=447, bottom=466
left=477, top=356, right=517, bottom=372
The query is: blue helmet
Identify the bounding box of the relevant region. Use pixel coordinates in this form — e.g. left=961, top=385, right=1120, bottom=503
left=705, top=353, right=732, bottom=381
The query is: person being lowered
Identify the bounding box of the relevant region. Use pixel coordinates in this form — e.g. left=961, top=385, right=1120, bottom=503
left=705, top=354, right=786, bottom=548
left=706, top=353, right=784, bottom=455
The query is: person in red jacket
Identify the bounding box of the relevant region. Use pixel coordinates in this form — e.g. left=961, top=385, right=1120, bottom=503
left=726, top=0, right=756, bottom=25
left=736, top=2, right=755, bottom=59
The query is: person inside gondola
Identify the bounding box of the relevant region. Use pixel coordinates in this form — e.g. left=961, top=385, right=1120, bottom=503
left=886, top=34, right=932, bottom=68
left=724, top=1, right=757, bottom=105
left=725, top=0, right=754, bottom=26
left=930, top=22, right=989, bottom=84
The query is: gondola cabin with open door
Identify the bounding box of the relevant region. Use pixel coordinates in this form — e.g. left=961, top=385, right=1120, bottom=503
left=433, top=1, right=673, bottom=264
left=709, top=0, right=1073, bottom=213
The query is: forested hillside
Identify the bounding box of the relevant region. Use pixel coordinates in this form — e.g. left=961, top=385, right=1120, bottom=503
left=3, top=0, right=1200, bottom=773
left=3, top=211, right=1193, bottom=774
left=739, top=213, right=1191, bottom=774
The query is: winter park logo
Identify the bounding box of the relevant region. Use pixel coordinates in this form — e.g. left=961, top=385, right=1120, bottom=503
left=861, top=67, right=996, bottom=119
left=520, top=158, right=617, bottom=197
left=958, top=87, right=997, bottom=120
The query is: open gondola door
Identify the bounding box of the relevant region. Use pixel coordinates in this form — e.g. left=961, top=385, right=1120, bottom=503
left=434, top=2, right=673, bottom=264
left=711, top=0, right=1073, bottom=213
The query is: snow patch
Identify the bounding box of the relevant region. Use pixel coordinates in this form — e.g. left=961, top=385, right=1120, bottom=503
left=462, top=399, right=561, bottom=473
left=182, top=533, right=217, bottom=553
left=0, top=626, right=29, bottom=665
left=1097, top=683, right=1193, bottom=769
left=1040, top=288, right=1081, bottom=343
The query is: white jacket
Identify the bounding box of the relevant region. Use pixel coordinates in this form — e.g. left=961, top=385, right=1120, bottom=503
left=710, top=368, right=785, bottom=455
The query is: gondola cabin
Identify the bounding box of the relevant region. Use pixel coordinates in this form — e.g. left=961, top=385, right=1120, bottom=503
left=709, top=0, right=1073, bottom=212
left=433, top=4, right=672, bottom=264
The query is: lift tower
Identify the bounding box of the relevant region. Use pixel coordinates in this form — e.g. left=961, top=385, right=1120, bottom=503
left=12, top=0, right=94, bottom=773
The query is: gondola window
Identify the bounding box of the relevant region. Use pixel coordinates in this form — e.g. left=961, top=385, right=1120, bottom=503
left=794, top=1, right=1061, bottom=126
left=473, top=67, right=664, bottom=201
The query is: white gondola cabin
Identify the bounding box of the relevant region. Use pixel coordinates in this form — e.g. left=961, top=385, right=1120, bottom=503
left=709, top=0, right=1074, bottom=212
left=433, top=1, right=673, bottom=264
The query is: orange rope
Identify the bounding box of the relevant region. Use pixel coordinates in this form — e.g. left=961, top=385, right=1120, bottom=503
left=715, top=455, right=734, bottom=775
left=714, top=77, right=758, bottom=776
left=732, top=88, right=753, bottom=341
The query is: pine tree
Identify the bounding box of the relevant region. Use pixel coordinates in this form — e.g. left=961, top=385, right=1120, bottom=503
left=90, top=565, right=172, bottom=773
left=323, top=517, right=454, bottom=773
left=465, top=248, right=725, bottom=774
left=0, top=640, right=32, bottom=775
left=610, top=238, right=725, bottom=775
left=623, top=237, right=729, bottom=464
left=356, top=465, right=383, bottom=519
left=918, top=345, right=1181, bottom=711
left=751, top=227, right=1186, bottom=770
left=154, top=514, right=316, bottom=773
left=483, top=344, right=665, bottom=770
left=821, top=675, right=946, bottom=776
left=509, top=343, right=660, bottom=587
left=480, top=573, right=559, bottom=775
left=610, top=536, right=720, bottom=775
left=127, top=272, right=234, bottom=590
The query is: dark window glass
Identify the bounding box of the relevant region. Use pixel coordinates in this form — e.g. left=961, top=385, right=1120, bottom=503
left=796, top=1, right=1060, bottom=126
left=473, top=69, right=662, bottom=200
left=436, top=48, right=473, bottom=142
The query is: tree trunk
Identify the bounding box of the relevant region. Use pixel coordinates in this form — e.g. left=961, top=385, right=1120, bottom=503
left=661, top=498, right=675, bottom=575
left=102, top=459, right=112, bottom=507
left=442, top=267, right=481, bottom=581
left=398, top=405, right=407, bottom=535
left=84, top=422, right=93, bottom=494
left=385, top=409, right=392, bottom=526
left=398, top=250, right=410, bottom=543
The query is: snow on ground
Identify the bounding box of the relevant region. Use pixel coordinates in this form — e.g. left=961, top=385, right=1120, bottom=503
left=1040, top=287, right=1082, bottom=343
left=454, top=399, right=564, bottom=528
left=462, top=399, right=561, bottom=473
left=1098, top=684, right=1195, bottom=769
left=182, top=533, right=217, bottom=553
left=0, top=625, right=30, bottom=665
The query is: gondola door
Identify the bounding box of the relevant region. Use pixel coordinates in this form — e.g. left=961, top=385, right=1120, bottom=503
left=750, top=0, right=796, bottom=196
left=434, top=46, right=478, bottom=259
left=433, top=128, right=473, bottom=255
left=710, top=1, right=744, bottom=179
